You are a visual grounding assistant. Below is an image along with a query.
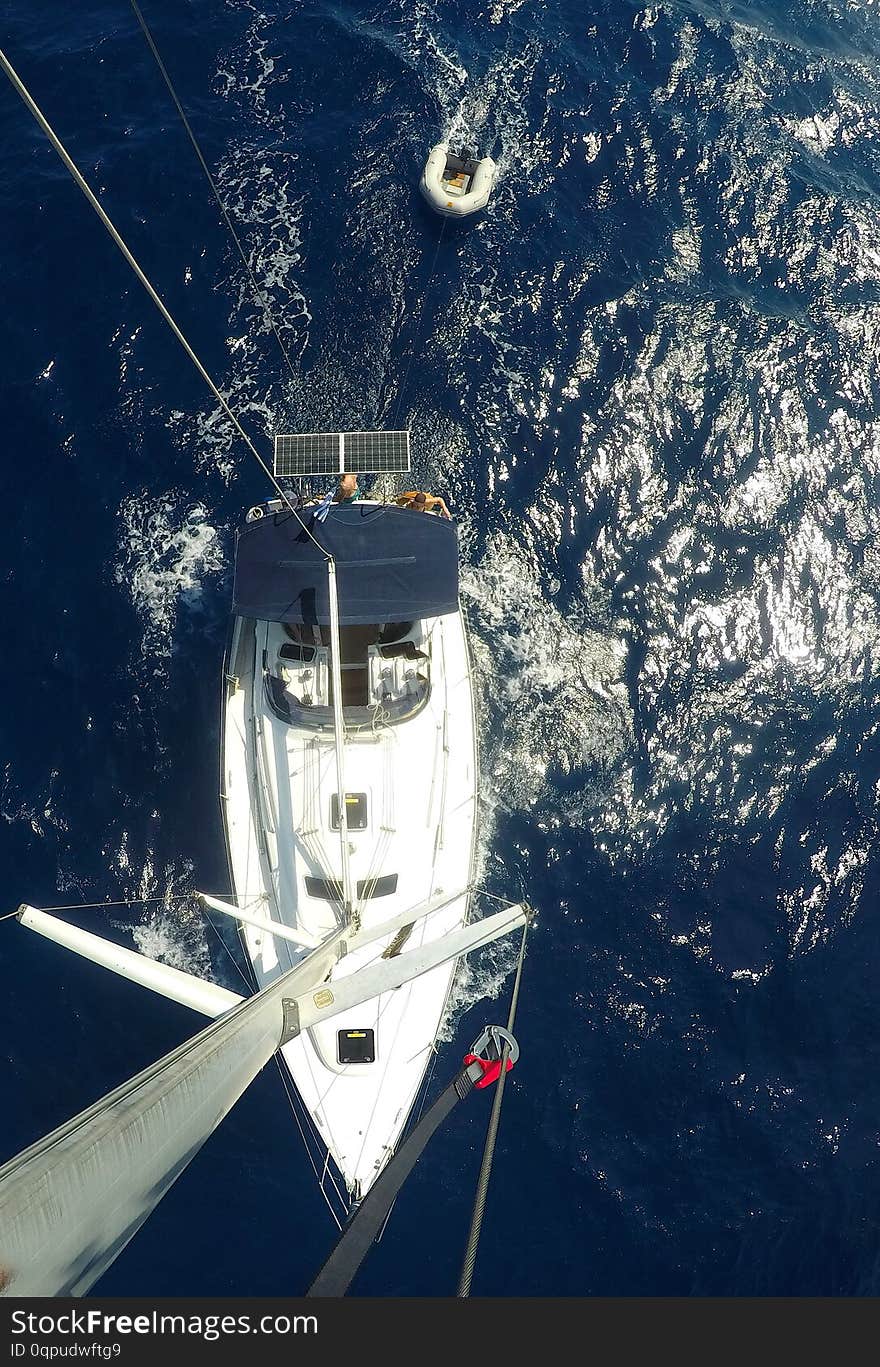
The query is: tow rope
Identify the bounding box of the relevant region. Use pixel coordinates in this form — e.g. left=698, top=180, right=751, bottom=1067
left=306, top=1023, right=520, bottom=1297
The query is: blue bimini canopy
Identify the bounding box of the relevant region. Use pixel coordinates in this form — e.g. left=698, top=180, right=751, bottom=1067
left=232, top=502, right=460, bottom=626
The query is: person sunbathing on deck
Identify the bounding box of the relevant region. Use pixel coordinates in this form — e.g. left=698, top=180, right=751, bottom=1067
left=395, top=489, right=451, bottom=519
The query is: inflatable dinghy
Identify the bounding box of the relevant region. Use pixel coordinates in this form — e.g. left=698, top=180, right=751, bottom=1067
left=420, top=142, right=496, bottom=218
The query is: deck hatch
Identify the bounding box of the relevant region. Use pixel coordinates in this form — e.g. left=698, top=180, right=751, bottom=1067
left=330, top=792, right=368, bottom=831
left=337, top=1028, right=376, bottom=1065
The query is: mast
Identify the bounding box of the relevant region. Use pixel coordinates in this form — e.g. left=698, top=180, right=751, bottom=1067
left=327, top=557, right=355, bottom=924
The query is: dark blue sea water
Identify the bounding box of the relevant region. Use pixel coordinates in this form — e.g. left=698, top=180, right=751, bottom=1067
left=3, top=0, right=880, bottom=1296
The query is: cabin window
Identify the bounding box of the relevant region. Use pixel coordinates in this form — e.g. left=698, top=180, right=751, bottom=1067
left=304, top=874, right=398, bottom=901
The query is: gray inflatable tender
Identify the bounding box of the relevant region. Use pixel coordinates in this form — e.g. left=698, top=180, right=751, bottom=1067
left=420, top=142, right=496, bottom=218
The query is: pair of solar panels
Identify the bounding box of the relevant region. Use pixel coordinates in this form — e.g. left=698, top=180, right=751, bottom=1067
left=274, top=431, right=411, bottom=478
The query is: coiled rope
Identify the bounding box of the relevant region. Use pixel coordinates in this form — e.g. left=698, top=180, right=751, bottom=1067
left=457, top=917, right=529, bottom=1297
left=129, top=0, right=301, bottom=388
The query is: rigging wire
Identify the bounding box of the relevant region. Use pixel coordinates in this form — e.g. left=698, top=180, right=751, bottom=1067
left=272, top=1055, right=345, bottom=1229
left=128, top=0, right=301, bottom=389
left=7, top=893, right=263, bottom=913
left=0, top=43, right=316, bottom=533
left=457, top=916, right=529, bottom=1297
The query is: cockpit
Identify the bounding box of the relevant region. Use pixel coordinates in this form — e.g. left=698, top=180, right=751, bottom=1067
left=261, top=619, right=431, bottom=729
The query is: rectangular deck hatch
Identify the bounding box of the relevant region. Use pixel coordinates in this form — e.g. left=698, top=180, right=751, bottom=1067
left=330, top=792, right=368, bottom=831
left=337, top=1028, right=376, bottom=1065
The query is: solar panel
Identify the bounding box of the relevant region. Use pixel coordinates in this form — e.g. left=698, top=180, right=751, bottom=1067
left=274, top=431, right=411, bottom=478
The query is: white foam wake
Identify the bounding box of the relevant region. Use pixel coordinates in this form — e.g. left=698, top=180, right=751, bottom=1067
left=115, top=492, right=224, bottom=670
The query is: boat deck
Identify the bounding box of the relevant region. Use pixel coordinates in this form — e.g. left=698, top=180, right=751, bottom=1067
left=222, top=603, right=478, bottom=1198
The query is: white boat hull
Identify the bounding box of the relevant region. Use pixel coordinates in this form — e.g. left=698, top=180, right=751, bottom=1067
left=221, top=561, right=478, bottom=1200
